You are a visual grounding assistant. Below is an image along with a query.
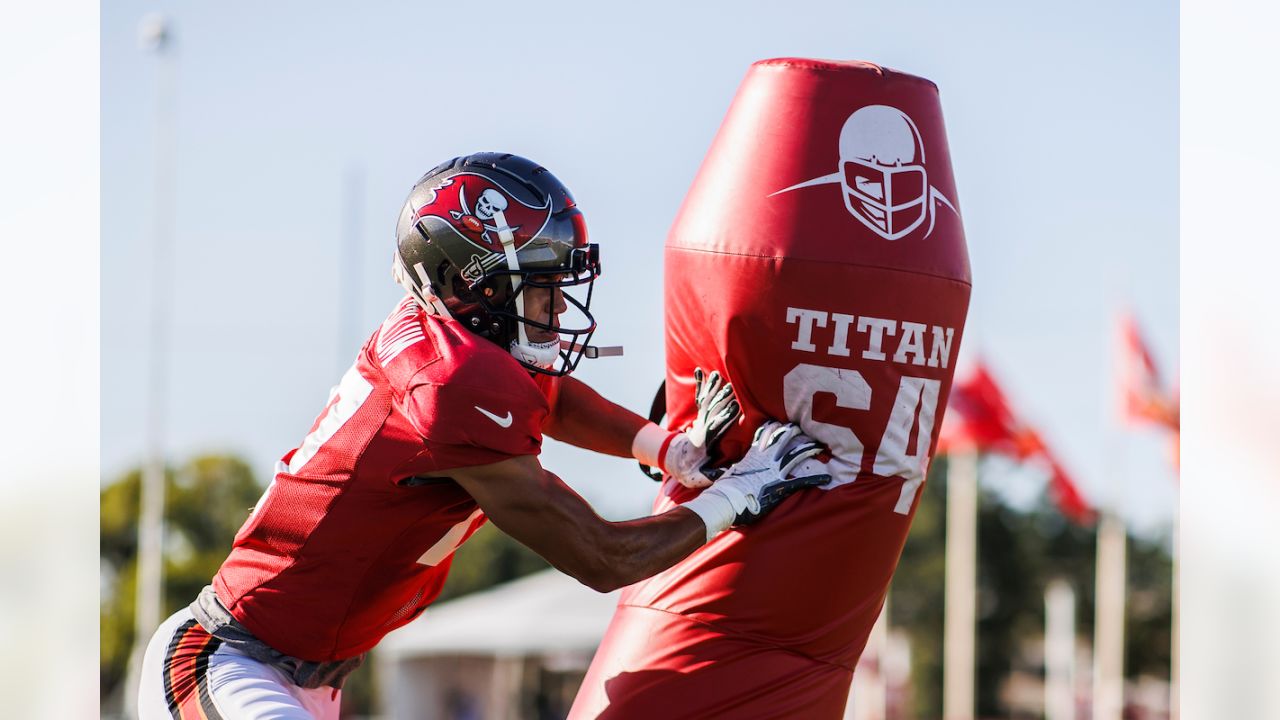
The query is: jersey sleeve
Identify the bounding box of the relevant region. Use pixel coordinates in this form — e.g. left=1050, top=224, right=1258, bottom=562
left=400, top=358, right=549, bottom=467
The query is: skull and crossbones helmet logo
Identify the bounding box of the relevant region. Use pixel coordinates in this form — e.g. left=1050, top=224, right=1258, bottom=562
left=473, top=188, right=508, bottom=221
left=450, top=185, right=514, bottom=241
left=771, top=104, right=956, bottom=241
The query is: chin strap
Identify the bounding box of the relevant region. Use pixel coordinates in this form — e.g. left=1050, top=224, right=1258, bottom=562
left=491, top=207, right=556, bottom=369
left=509, top=337, right=560, bottom=370
left=560, top=340, right=624, bottom=359
left=491, top=208, right=530, bottom=344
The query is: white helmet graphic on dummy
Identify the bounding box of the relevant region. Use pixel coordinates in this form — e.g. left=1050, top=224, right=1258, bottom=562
left=771, top=103, right=957, bottom=241
left=839, top=105, right=928, bottom=240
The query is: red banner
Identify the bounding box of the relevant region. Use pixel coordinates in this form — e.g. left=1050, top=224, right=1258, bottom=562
left=940, top=361, right=1094, bottom=525
left=1118, top=312, right=1179, bottom=432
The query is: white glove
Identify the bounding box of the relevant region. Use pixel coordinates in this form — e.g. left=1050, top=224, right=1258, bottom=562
left=688, top=367, right=739, bottom=448
left=633, top=368, right=741, bottom=488
left=680, top=421, right=831, bottom=542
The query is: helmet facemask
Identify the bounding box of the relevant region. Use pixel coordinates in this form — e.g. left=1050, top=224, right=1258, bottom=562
left=474, top=244, right=601, bottom=377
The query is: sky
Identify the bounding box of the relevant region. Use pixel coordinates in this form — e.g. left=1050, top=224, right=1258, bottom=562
left=101, top=0, right=1179, bottom=535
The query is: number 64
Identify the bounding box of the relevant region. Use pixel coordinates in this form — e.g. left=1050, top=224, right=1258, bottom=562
left=783, top=363, right=941, bottom=515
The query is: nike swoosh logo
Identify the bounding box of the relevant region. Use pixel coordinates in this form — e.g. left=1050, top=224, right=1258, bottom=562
left=475, top=406, right=513, bottom=428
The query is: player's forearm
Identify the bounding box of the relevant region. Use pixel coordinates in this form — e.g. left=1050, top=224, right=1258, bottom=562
left=515, top=495, right=705, bottom=593
left=584, top=509, right=707, bottom=592
left=506, top=495, right=705, bottom=594
left=546, top=376, right=648, bottom=457
left=460, top=463, right=705, bottom=593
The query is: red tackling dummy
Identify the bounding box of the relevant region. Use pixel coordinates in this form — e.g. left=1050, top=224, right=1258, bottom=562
left=570, top=59, right=972, bottom=718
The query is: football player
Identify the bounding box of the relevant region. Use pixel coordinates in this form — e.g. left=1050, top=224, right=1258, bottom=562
left=136, top=153, right=831, bottom=719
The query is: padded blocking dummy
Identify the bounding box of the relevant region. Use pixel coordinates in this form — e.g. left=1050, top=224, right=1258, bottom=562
left=570, top=59, right=971, bottom=718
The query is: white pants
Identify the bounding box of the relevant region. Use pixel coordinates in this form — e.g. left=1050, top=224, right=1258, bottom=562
left=139, top=608, right=341, bottom=720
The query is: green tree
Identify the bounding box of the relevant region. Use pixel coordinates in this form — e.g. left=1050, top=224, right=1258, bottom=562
left=889, top=457, right=949, bottom=718
left=100, top=455, right=262, bottom=705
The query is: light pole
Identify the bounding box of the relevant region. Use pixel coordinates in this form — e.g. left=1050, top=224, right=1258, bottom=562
left=943, top=450, right=978, bottom=720
left=125, top=13, right=176, bottom=718
left=1045, top=578, right=1078, bottom=720
left=1092, top=511, right=1128, bottom=720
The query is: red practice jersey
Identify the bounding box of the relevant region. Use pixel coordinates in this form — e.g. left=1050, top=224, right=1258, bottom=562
left=212, top=297, right=560, bottom=662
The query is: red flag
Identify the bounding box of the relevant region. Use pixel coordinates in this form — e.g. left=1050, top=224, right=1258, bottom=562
left=939, top=363, right=1039, bottom=458
left=1041, top=445, right=1095, bottom=525
left=1118, top=313, right=1179, bottom=431
left=941, top=361, right=1095, bottom=524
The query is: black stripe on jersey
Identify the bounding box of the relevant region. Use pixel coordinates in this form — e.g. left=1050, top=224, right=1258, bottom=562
left=194, top=635, right=226, bottom=720
left=163, top=619, right=199, bottom=718
left=399, top=475, right=455, bottom=487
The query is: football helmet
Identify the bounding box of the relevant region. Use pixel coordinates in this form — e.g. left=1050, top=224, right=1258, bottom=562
left=393, top=153, right=601, bottom=376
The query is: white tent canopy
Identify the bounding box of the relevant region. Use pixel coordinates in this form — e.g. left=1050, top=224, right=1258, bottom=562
left=378, top=569, right=622, bottom=659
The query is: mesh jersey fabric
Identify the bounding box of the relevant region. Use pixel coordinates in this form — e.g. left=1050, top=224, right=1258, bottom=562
left=213, top=296, right=560, bottom=662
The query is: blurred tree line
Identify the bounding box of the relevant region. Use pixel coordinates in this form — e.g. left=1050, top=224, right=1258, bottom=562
left=891, top=456, right=1173, bottom=718
left=100, top=455, right=261, bottom=707
left=102, top=452, right=1170, bottom=718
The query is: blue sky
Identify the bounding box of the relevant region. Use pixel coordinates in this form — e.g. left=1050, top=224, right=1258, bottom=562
left=101, top=0, right=1178, bottom=534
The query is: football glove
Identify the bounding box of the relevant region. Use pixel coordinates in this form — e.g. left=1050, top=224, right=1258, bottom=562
left=680, top=421, right=830, bottom=540
left=664, top=368, right=740, bottom=488
left=633, top=367, right=741, bottom=488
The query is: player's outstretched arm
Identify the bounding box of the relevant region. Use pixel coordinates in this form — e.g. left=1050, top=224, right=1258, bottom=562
left=544, top=376, right=650, bottom=458
left=449, top=421, right=830, bottom=593
left=449, top=454, right=705, bottom=593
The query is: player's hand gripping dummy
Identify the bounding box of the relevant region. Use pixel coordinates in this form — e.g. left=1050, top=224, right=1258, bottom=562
left=680, top=420, right=831, bottom=540
left=634, top=368, right=741, bottom=488
left=570, top=58, right=971, bottom=719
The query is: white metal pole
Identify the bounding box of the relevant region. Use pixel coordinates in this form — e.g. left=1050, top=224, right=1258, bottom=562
left=943, top=451, right=978, bottom=720
left=1092, top=511, right=1128, bottom=720
left=1094, top=302, right=1129, bottom=720
left=1045, top=579, right=1077, bottom=720
left=848, top=595, right=889, bottom=720
left=126, top=14, right=176, bottom=719
left=1170, top=512, right=1179, bottom=720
